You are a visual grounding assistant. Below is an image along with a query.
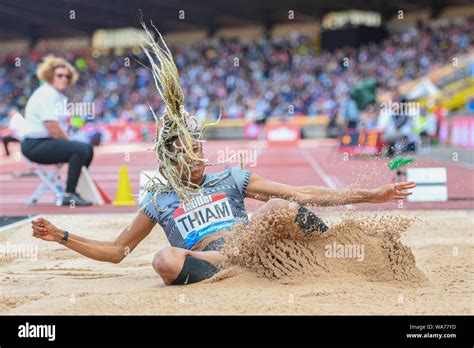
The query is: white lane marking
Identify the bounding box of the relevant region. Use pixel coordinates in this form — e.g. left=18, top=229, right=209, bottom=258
left=300, top=148, right=337, bottom=188
left=300, top=148, right=354, bottom=208
left=0, top=215, right=36, bottom=234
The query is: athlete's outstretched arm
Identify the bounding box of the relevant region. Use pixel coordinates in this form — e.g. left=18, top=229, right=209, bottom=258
left=31, top=211, right=156, bottom=263
left=245, top=173, right=415, bottom=206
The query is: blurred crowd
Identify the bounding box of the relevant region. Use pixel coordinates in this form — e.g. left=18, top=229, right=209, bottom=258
left=0, top=17, right=472, bottom=125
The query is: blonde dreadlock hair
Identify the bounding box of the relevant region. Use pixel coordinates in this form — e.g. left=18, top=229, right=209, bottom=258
left=139, top=20, right=221, bottom=210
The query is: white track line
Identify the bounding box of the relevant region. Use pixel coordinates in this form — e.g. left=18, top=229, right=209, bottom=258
left=0, top=215, right=36, bottom=234
left=300, top=148, right=337, bottom=188
left=300, top=148, right=354, bottom=208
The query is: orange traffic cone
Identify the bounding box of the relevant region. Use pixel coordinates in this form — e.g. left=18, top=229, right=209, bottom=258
left=112, top=165, right=136, bottom=206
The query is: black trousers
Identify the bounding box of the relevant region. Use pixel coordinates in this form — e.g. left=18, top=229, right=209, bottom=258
left=2, top=136, right=20, bottom=156
left=21, top=137, right=94, bottom=193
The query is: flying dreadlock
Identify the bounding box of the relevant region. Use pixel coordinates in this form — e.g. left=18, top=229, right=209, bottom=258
left=139, top=20, right=222, bottom=212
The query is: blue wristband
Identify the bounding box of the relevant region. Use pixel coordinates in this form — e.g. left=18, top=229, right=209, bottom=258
left=59, top=230, right=69, bottom=244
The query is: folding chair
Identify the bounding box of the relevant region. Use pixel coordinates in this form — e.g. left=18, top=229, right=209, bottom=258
left=24, top=158, right=65, bottom=206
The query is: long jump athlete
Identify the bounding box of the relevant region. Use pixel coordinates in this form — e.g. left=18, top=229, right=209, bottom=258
left=31, top=22, right=415, bottom=286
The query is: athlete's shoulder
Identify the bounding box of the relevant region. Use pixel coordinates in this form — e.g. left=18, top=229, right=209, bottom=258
left=204, top=168, right=232, bottom=184
left=139, top=190, right=159, bottom=222
left=139, top=188, right=179, bottom=220
left=227, top=166, right=252, bottom=196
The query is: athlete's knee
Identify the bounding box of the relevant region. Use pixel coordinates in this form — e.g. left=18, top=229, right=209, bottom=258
left=152, top=247, right=183, bottom=282
left=266, top=198, right=293, bottom=210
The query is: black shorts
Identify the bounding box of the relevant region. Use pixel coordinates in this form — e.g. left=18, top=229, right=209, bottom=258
left=202, top=237, right=226, bottom=252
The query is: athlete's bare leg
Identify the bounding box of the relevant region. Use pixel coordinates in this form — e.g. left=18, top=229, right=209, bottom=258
left=152, top=247, right=223, bottom=285
left=250, top=198, right=298, bottom=220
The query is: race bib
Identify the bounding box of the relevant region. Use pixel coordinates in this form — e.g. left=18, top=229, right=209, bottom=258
left=172, top=193, right=234, bottom=248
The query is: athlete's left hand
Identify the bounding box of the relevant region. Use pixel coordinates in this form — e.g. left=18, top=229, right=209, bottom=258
left=369, top=181, right=416, bottom=203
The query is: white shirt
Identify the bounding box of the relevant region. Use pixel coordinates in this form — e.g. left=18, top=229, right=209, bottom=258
left=8, top=112, right=27, bottom=141
left=23, top=83, right=69, bottom=139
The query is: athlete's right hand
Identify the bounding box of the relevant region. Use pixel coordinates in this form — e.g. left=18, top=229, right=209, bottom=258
left=31, top=217, right=64, bottom=242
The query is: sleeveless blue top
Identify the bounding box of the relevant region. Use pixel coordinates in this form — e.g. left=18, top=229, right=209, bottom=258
left=139, top=166, right=252, bottom=249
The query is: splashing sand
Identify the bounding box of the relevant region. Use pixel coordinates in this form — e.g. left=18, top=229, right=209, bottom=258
left=218, top=207, right=427, bottom=283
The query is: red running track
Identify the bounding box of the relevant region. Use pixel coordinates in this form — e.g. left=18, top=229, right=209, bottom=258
left=0, top=139, right=473, bottom=216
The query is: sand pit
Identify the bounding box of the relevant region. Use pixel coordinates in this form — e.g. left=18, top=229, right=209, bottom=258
left=0, top=211, right=472, bottom=315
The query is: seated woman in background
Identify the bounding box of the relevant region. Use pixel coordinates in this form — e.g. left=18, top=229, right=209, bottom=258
left=21, top=55, right=94, bottom=206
